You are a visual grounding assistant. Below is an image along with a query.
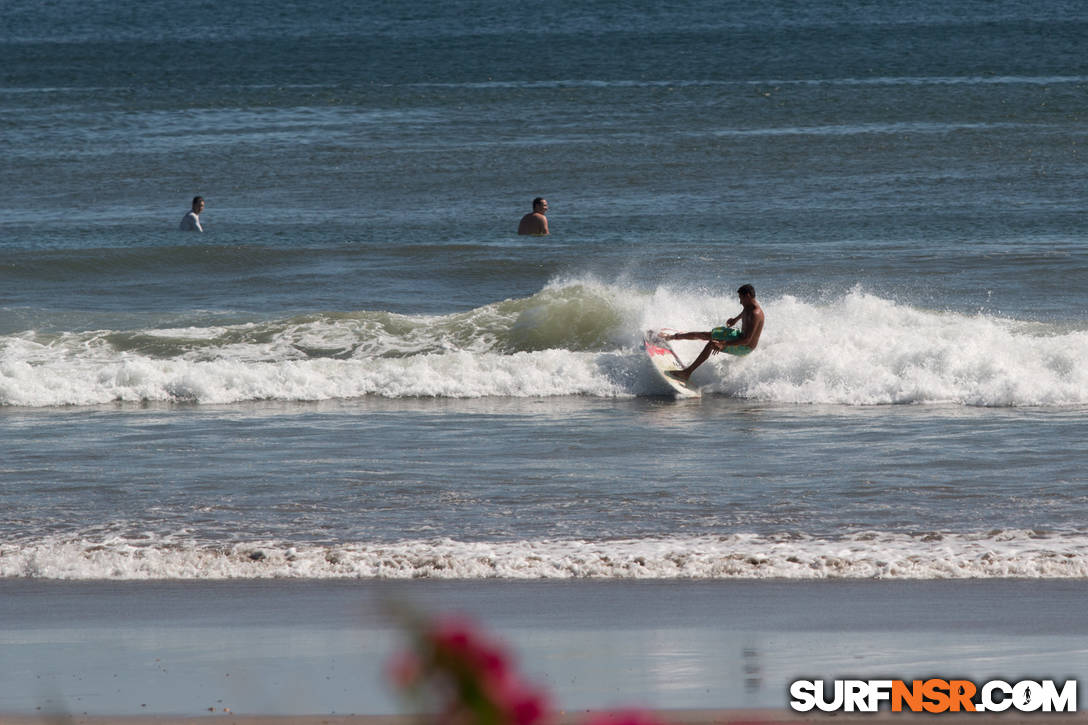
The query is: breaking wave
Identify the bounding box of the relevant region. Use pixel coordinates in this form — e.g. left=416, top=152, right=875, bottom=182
left=2, top=279, right=1086, bottom=407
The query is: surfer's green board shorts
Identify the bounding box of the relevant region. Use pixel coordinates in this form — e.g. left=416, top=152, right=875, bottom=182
left=711, top=326, right=751, bottom=356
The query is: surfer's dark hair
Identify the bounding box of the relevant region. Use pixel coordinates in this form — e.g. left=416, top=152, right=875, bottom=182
left=192, top=196, right=204, bottom=207
left=737, top=283, right=755, bottom=297
left=532, top=197, right=546, bottom=208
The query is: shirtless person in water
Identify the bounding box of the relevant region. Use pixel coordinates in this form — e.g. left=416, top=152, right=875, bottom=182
left=517, top=197, right=549, bottom=235
left=664, top=283, right=764, bottom=383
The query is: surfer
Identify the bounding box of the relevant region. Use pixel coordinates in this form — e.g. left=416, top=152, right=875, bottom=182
left=664, top=284, right=764, bottom=383
left=180, top=196, right=205, bottom=232
left=517, top=197, right=549, bottom=235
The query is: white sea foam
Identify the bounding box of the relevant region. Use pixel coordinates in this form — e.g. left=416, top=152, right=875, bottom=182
left=1, top=282, right=1085, bottom=407
left=4, top=530, right=1087, bottom=580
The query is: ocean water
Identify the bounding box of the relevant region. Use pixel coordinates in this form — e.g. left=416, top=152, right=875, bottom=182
left=2, top=0, right=1088, bottom=586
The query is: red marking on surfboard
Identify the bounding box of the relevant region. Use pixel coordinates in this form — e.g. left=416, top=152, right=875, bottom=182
left=644, top=337, right=686, bottom=369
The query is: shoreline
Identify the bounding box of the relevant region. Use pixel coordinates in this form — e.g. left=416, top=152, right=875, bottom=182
left=3, top=580, right=1087, bottom=718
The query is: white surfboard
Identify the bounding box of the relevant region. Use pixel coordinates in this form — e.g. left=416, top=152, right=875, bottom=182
left=643, top=330, right=700, bottom=397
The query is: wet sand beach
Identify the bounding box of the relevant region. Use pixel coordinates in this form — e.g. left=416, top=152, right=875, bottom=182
left=3, top=580, right=1086, bottom=718
left=4, top=710, right=1088, bottom=725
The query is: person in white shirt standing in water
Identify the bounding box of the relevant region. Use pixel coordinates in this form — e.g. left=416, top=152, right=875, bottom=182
left=180, top=196, right=205, bottom=231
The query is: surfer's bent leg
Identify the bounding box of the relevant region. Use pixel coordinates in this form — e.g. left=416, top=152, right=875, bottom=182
left=673, top=341, right=716, bottom=382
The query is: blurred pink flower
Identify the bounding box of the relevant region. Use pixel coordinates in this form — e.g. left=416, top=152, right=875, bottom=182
left=429, top=616, right=513, bottom=684
left=390, top=613, right=550, bottom=725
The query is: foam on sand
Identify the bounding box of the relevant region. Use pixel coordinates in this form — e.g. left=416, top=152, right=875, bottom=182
left=5, top=529, right=1088, bottom=580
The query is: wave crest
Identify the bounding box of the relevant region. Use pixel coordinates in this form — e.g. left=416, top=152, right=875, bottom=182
left=2, top=282, right=1086, bottom=407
